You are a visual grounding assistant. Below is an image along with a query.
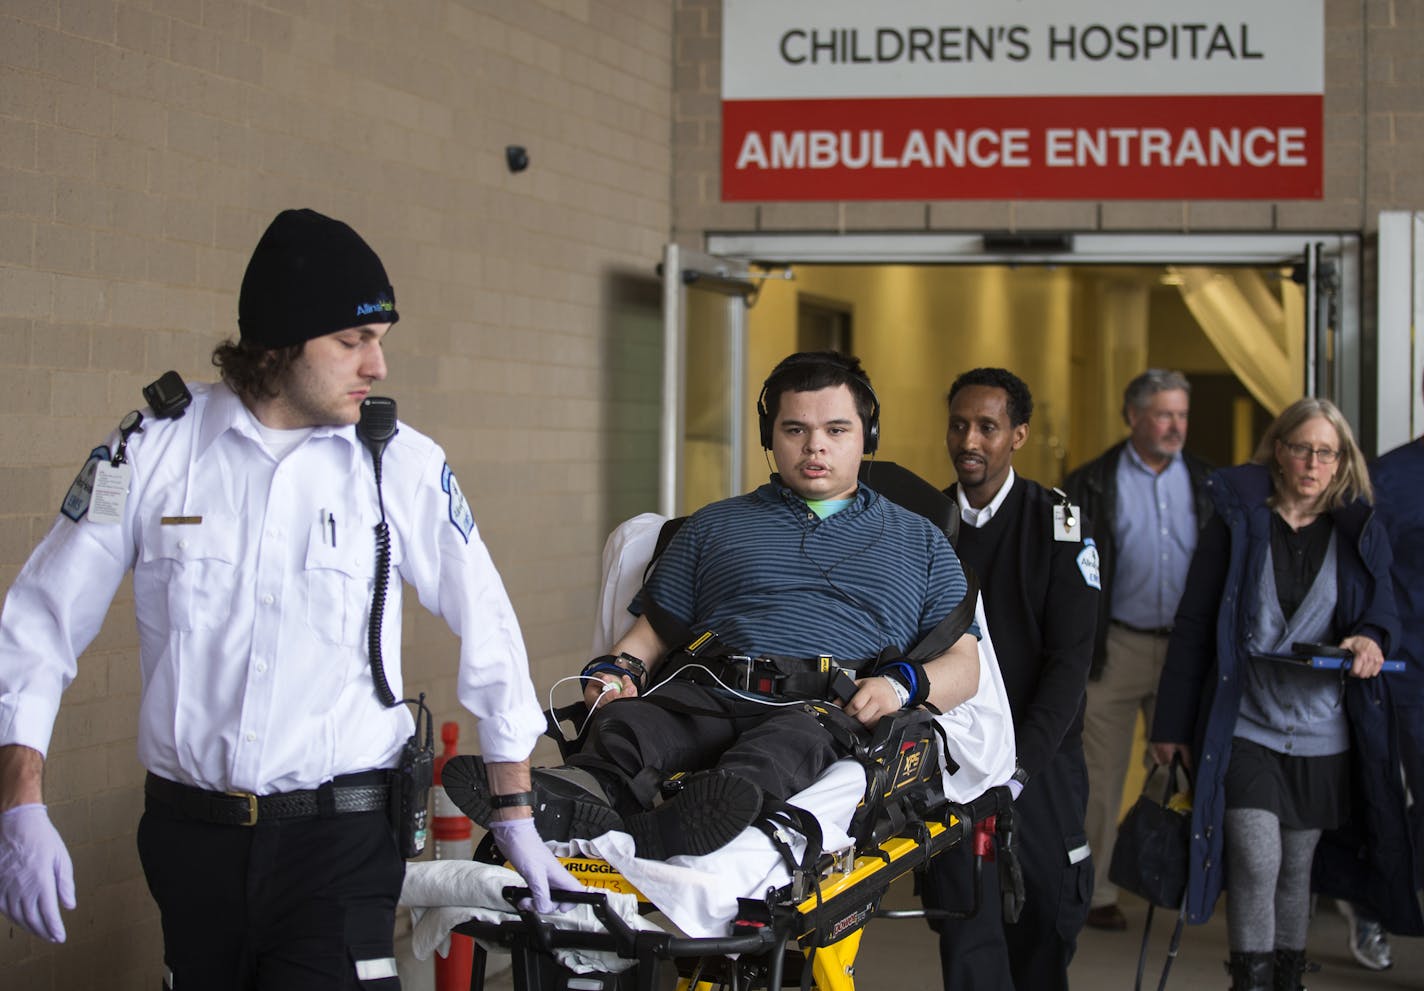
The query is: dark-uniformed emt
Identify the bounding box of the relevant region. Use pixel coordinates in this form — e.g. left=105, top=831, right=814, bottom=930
left=922, top=368, right=1099, bottom=991
left=0, top=209, right=577, bottom=988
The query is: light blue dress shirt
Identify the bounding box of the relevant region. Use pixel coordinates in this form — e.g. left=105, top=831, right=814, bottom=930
left=1110, top=444, right=1199, bottom=629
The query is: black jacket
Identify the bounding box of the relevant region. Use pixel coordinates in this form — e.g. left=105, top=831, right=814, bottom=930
left=946, top=477, right=1099, bottom=779
left=1062, top=441, right=1213, bottom=679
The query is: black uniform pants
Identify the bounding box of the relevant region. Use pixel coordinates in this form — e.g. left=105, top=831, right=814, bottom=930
left=568, top=679, right=842, bottom=810
left=137, top=795, right=405, bottom=990
left=921, top=746, right=1093, bottom=991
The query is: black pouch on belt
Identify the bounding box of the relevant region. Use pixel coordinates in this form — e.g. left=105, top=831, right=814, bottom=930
left=391, top=694, right=435, bottom=858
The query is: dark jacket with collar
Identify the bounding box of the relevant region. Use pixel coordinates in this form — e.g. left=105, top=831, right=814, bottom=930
left=944, top=477, right=1098, bottom=779
left=1149, top=463, right=1420, bottom=932
left=1062, top=441, right=1214, bottom=679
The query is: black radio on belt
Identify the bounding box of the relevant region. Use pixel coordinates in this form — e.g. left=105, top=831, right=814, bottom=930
left=392, top=694, right=435, bottom=858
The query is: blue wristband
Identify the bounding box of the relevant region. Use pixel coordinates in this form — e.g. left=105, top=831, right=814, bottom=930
left=875, top=659, right=929, bottom=708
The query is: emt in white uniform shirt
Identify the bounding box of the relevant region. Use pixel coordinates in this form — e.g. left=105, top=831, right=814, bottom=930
left=0, top=209, right=577, bottom=990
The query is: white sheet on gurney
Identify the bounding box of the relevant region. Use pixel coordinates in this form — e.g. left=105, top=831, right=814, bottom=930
left=558, top=757, right=861, bottom=939
left=400, top=859, right=663, bottom=974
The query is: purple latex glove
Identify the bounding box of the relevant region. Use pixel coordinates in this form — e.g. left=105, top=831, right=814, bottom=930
left=1006, top=778, right=1024, bottom=801
left=488, top=817, right=583, bottom=914
left=0, top=804, right=75, bottom=942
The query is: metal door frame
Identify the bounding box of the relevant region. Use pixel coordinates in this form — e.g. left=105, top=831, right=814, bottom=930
left=661, top=245, right=757, bottom=516
left=706, top=230, right=1362, bottom=427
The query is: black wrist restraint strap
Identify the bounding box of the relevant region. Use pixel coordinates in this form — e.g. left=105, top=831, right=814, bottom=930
left=580, top=652, right=649, bottom=691
left=872, top=658, right=930, bottom=708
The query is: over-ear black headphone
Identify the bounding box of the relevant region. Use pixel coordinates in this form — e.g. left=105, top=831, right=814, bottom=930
left=756, top=352, right=881, bottom=455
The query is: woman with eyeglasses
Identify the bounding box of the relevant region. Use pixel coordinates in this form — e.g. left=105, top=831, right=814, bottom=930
left=1148, top=397, right=1418, bottom=990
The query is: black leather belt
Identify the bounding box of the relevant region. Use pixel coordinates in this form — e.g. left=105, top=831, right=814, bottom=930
left=1111, top=619, right=1174, bottom=638
left=144, top=771, right=389, bottom=827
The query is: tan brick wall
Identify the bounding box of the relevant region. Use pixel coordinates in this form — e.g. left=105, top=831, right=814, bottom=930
left=0, top=1, right=671, bottom=986
left=672, top=0, right=1424, bottom=244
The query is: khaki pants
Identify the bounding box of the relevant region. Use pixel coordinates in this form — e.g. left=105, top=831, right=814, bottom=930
left=1083, top=622, right=1172, bottom=909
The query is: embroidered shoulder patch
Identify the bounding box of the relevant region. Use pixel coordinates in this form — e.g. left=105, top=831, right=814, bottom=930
left=61, top=446, right=110, bottom=522
left=1076, top=537, right=1102, bottom=591
left=441, top=463, right=474, bottom=543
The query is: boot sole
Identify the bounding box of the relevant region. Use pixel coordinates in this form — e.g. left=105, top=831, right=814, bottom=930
left=441, top=756, right=623, bottom=842
left=627, top=771, right=762, bottom=859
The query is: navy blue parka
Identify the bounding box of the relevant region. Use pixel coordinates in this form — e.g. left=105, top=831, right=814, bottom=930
left=1150, top=463, right=1421, bottom=933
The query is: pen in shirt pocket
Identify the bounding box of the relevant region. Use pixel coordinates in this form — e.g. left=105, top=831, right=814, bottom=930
left=319, top=508, right=337, bottom=547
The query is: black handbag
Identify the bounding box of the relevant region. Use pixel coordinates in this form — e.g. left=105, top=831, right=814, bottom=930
left=1109, top=755, right=1193, bottom=990
left=1110, top=755, right=1191, bottom=908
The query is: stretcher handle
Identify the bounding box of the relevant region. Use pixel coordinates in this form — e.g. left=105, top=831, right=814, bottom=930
left=501, top=885, right=639, bottom=954
left=498, top=885, right=781, bottom=958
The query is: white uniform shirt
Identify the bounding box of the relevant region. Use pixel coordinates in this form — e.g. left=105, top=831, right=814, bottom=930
left=0, top=382, right=545, bottom=793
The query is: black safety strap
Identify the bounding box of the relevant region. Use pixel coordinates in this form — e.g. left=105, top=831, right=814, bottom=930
left=752, top=800, right=825, bottom=884
left=645, top=517, right=685, bottom=584
left=640, top=592, right=696, bottom=656
left=658, top=651, right=870, bottom=702
left=905, top=568, right=980, bottom=663
left=929, top=718, right=961, bottom=778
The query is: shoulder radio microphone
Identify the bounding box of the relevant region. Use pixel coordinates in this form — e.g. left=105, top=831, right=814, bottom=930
left=356, top=396, right=398, bottom=461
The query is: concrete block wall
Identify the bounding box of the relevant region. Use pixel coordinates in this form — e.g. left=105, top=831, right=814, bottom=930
left=672, top=0, right=1424, bottom=244
left=0, top=1, right=671, bottom=987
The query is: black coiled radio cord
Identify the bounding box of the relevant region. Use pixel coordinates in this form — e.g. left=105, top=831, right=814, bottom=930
left=368, top=457, right=396, bottom=707
left=356, top=396, right=400, bottom=708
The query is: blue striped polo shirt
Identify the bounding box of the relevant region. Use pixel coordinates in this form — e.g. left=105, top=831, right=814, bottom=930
left=634, top=477, right=978, bottom=661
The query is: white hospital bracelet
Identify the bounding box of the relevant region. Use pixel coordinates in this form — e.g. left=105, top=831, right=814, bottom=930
left=882, top=675, right=911, bottom=708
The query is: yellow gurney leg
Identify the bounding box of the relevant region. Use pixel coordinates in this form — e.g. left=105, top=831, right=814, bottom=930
left=809, top=928, right=863, bottom=991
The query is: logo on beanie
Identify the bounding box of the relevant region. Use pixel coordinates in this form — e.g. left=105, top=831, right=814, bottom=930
left=355, top=295, right=395, bottom=317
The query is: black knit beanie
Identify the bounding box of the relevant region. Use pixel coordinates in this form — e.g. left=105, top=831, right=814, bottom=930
left=238, top=208, right=399, bottom=348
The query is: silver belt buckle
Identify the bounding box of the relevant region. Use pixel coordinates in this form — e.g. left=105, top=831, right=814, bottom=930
left=726, top=654, right=753, bottom=690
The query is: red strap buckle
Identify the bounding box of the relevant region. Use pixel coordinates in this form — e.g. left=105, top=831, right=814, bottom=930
left=973, top=816, right=997, bottom=859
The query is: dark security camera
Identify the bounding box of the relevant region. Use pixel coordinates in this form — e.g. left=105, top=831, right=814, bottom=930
left=505, top=145, right=529, bottom=173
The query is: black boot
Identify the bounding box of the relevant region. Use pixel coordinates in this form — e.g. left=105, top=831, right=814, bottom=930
left=625, top=769, right=763, bottom=859
left=1226, top=951, right=1273, bottom=991
left=1272, top=948, right=1308, bottom=991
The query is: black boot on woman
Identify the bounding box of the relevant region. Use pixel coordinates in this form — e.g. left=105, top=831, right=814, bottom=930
left=1227, top=950, right=1274, bottom=990
left=1272, top=948, right=1309, bottom=991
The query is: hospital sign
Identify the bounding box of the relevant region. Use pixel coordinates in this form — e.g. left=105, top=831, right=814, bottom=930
left=721, top=0, right=1323, bottom=201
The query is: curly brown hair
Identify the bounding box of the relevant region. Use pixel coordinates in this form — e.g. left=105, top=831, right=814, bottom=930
left=211, top=338, right=305, bottom=403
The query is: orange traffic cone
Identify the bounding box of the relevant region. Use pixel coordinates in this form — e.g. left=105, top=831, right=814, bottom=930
left=433, top=721, right=475, bottom=990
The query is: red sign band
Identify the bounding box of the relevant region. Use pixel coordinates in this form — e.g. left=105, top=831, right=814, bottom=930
left=722, top=94, right=1322, bottom=200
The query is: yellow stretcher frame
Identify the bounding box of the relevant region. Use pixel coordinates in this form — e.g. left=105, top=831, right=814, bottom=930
left=453, top=800, right=1007, bottom=991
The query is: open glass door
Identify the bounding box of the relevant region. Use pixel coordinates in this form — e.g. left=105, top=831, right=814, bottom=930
left=659, top=246, right=755, bottom=516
